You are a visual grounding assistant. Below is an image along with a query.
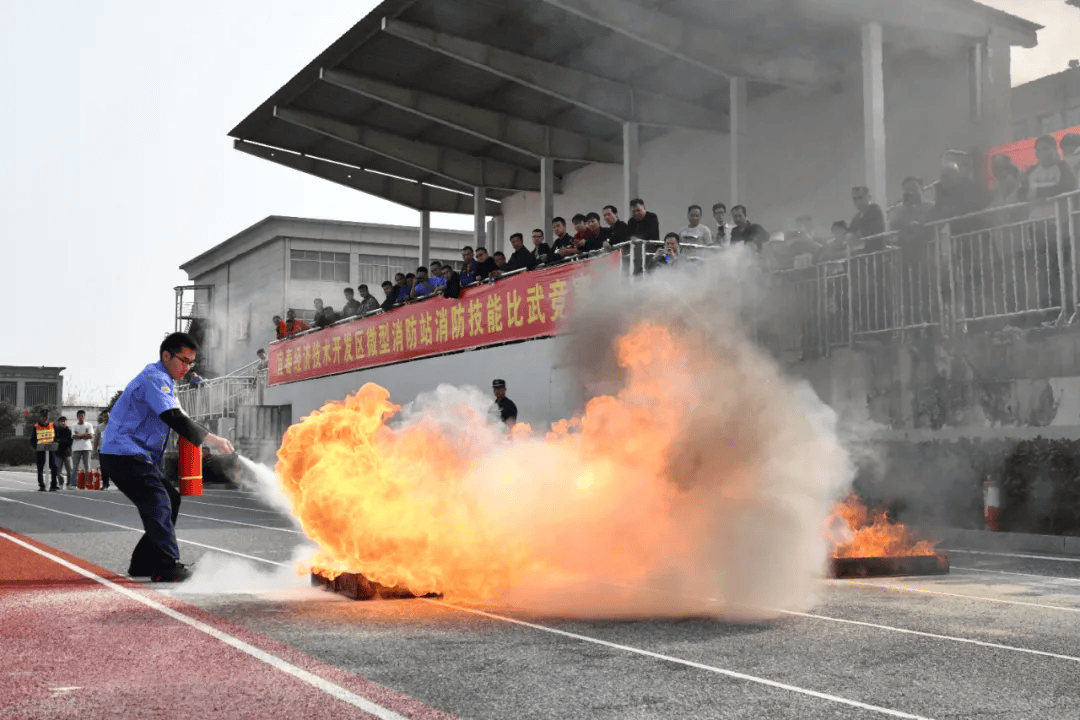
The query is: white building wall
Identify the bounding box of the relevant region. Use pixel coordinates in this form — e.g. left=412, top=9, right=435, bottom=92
left=263, top=336, right=582, bottom=432
left=501, top=45, right=1009, bottom=241
left=187, top=220, right=474, bottom=376
left=215, top=239, right=287, bottom=373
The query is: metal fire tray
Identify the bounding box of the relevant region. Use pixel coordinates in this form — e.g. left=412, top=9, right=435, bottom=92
left=310, top=571, right=440, bottom=600
left=829, top=552, right=949, bottom=579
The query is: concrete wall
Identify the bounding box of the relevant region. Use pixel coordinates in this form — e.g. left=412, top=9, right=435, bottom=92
left=793, top=327, right=1080, bottom=436
left=263, top=336, right=581, bottom=431
left=499, top=42, right=1008, bottom=241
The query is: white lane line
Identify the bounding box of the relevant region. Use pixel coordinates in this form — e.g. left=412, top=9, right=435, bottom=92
left=183, top=500, right=288, bottom=516
left=49, top=492, right=303, bottom=534
left=0, top=476, right=35, bottom=487
left=779, top=609, right=1080, bottom=663
left=943, top=548, right=1080, bottom=563
left=0, top=531, right=410, bottom=720
left=603, top=579, right=1080, bottom=662
left=844, top=579, right=1080, bottom=613
left=952, top=566, right=1080, bottom=584
left=423, top=600, right=934, bottom=720
left=0, top=496, right=286, bottom=567
left=0, top=475, right=286, bottom=515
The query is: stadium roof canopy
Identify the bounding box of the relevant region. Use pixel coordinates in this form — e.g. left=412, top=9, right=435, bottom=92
left=230, top=0, right=1039, bottom=216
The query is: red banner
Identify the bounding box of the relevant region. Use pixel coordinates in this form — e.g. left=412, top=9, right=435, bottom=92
left=985, top=124, right=1080, bottom=188
left=268, top=252, right=621, bottom=385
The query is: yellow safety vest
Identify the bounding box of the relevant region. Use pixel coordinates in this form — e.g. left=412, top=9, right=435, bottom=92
left=35, top=423, right=55, bottom=445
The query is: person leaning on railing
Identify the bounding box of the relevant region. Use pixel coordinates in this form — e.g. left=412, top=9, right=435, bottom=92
left=410, top=266, right=437, bottom=300
left=1018, top=134, right=1077, bottom=219
left=473, top=247, right=498, bottom=280
left=530, top=228, right=553, bottom=266
left=439, top=263, right=462, bottom=299
left=816, top=221, right=850, bottom=263
left=930, top=162, right=990, bottom=235
left=278, top=310, right=310, bottom=338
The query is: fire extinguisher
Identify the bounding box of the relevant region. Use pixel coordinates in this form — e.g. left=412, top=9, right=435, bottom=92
left=77, top=470, right=86, bottom=490
left=984, top=478, right=1001, bottom=532
left=178, top=436, right=203, bottom=496
left=92, top=471, right=101, bottom=490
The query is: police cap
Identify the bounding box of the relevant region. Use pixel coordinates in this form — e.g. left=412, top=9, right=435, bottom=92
left=492, top=379, right=506, bottom=389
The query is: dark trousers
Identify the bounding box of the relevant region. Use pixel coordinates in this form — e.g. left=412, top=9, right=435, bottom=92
left=100, top=454, right=181, bottom=572
left=35, top=451, right=58, bottom=490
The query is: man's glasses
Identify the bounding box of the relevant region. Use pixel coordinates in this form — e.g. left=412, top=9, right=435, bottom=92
left=171, top=353, right=197, bottom=367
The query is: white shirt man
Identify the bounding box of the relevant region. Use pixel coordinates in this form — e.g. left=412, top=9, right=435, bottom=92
left=678, top=204, right=713, bottom=247
left=70, top=411, right=94, bottom=487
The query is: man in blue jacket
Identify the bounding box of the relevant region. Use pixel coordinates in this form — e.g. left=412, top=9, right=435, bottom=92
left=101, top=332, right=234, bottom=582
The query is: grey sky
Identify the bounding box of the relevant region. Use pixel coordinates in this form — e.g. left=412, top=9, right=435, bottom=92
left=1, top=1, right=1077, bottom=403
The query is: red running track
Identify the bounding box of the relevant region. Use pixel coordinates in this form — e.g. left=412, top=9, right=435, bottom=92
left=0, top=528, right=455, bottom=720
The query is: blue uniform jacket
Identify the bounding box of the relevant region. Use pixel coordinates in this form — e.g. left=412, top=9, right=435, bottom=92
left=100, top=360, right=180, bottom=466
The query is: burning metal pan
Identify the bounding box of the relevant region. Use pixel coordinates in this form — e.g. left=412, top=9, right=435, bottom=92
left=310, top=571, right=441, bottom=600
left=829, top=552, right=949, bottom=579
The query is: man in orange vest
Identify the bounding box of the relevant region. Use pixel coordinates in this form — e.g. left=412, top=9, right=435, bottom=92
left=31, top=409, right=59, bottom=492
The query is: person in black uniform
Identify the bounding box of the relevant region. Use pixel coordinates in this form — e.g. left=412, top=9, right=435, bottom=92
left=492, top=379, right=518, bottom=429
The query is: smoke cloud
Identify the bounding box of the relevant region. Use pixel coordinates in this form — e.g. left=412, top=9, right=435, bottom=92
left=275, top=247, right=855, bottom=619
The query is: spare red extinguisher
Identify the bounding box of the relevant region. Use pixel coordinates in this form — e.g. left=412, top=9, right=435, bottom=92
left=178, top=437, right=203, bottom=496
left=77, top=470, right=86, bottom=490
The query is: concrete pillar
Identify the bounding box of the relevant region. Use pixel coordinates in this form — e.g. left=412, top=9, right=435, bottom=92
left=729, top=77, right=747, bottom=207
left=473, top=186, right=486, bottom=250
left=541, top=155, right=555, bottom=242
left=978, top=30, right=1013, bottom=151
left=494, top=215, right=505, bottom=255
left=622, top=121, right=640, bottom=214
left=862, top=21, right=887, bottom=207
left=419, top=210, right=431, bottom=268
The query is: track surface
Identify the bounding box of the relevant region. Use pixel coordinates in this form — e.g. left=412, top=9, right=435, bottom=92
left=3, top=468, right=1080, bottom=720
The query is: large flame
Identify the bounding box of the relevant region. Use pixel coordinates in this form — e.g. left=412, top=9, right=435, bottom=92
left=277, top=320, right=851, bottom=618
left=826, top=493, right=937, bottom=558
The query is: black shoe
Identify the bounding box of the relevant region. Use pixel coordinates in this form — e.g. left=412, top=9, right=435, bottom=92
left=49, top=486, right=59, bottom=492
left=150, top=562, right=193, bottom=583
left=128, top=565, right=154, bottom=578
left=38, top=487, right=46, bottom=492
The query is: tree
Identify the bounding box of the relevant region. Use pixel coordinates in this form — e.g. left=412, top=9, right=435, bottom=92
left=104, top=389, right=124, bottom=419
left=0, top=402, right=19, bottom=436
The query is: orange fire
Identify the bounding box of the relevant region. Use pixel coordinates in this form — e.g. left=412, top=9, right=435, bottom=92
left=276, top=320, right=850, bottom=616
left=826, top=493, right=936, bottom=558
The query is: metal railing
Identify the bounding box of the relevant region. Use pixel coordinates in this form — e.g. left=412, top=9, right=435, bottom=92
left=763, top=189, right=1080, bottom=358
left=176, top=359, right=267, bottom=422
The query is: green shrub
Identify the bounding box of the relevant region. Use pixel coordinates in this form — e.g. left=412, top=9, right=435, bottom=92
left=0, top=437, right=35, bottom=466
left=1000, top=437, right=1080, bottom=536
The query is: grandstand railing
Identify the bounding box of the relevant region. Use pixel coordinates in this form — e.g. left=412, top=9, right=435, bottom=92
left=261, top=190, right=1080, bottom=364
left=763, top=189, right=1080, bottom=358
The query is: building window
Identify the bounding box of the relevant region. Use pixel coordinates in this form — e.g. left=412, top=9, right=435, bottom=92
left=356, top=255, right=461, bottom=288
left=356, top=254, right=415, bottom=289
left=290, top=250, right=349, bottom=282
left=25, top=382, right=57, bottom=407
left=0, top=382, right=15, bottom=406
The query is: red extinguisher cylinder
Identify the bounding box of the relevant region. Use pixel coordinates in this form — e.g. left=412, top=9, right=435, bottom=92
left=178, top=437, right=203, bottom=496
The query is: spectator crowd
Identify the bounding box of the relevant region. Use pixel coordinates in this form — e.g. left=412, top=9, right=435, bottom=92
left=268, top=133, right=1080, bottom=341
